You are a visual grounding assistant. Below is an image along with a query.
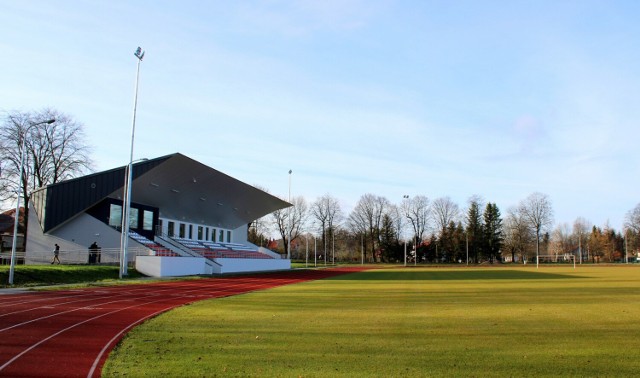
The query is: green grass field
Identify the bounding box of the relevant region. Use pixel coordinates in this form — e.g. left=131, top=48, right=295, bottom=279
left=104, top=266, right=640, bottom=377
left=0, top=265, right=145, bottom=288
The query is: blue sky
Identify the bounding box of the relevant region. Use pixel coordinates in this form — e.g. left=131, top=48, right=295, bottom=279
left=2, top=0, right=639, bottom=231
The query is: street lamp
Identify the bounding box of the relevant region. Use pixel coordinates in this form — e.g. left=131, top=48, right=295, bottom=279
left=402, top=195, right=409, bottom=267
left=120, top=46, right=145, bottom=279
left=8, top=118, right=55, bottom=285
left=287, top=169, right=292, bottom=260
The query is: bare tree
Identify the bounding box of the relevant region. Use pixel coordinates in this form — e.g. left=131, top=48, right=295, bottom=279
left=311, top=194, right=342, bottom=263
left=431, top=197, right=460, bottom=261
left=0, top=109, right=92, bottom=246
left=432, top=197, right=459, bottom=238
left=623, top=205, right=640, bottom=261
left=572, top=217, right=590, bottom=263
left=518, top=192, right=554, bottom=264
left=387, top=204, right=403, bottom=245
left=625, top=203, right=640, bottom=234
left=401, top=195, right=431, bottom=244
left=271, top=195, right=308, bottom=258
left=348, top=193, right=389, bottom=262
left=1, top=109, right=92, bottom=201
left=551, top=222, right=572, bottom=260
left=503, top=206, right=534, bottom=263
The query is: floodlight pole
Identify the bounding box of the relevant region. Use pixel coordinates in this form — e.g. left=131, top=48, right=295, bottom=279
left=332, top=229, right=335, bottom=265
left=578, top=233, right=582, bottom=264
left=404, top=241, right=407, bottom=267
left=466, top=232, right=469, bottom=266
left=8, top=119, right=55, bottom=285
left=287, top=169, right=292, bottom=260
left=402, top=195, right=410, bottom=267
left=624, top=229, right=629, bottom=264
left=120, top=46, right=144, bottom=279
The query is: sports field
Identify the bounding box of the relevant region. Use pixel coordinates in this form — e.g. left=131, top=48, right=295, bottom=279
left=103, top=266, right=640, bottom=377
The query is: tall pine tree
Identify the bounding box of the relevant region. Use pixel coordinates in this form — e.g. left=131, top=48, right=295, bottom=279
left=483, top=203, right=504, bottom=263
left=466, top=198, right=484, bottom=263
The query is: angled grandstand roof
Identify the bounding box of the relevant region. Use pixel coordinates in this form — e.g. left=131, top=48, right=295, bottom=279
left=31, top=153, right=291, bottom=233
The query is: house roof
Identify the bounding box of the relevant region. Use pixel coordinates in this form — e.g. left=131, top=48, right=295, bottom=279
left=31, top=153, right=291, bottom=233
left=0, top=208, right=24, bottom=234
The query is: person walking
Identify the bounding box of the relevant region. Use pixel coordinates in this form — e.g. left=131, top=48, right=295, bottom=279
left=51, top=244, right=61, bottom=264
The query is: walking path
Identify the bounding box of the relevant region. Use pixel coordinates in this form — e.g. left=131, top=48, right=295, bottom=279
left=0, top=268, right=364, bottom=377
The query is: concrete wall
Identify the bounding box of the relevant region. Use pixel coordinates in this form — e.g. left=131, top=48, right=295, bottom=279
left=215, top=258, right=290, bottom=274
left=136, top=255, right=290, bottom=277
left=231, top=223, right=248, bottom=244
left=136, top=256, right=207, bottom=277
left=26, top=205, right=145, bottom=265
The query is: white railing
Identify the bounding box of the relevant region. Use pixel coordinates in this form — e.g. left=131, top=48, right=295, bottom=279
left=1, top=247, right=152, bottom=266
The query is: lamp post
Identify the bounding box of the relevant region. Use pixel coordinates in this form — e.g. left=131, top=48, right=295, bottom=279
left=287, top=169, right=292, bottom=260
left=404, top=241, right=407, bottom=267
left=8, top=118, right=55, bottom=285
left=466, top=232, right=469, bottom=266
left=120, top=46, right=145, bottom=279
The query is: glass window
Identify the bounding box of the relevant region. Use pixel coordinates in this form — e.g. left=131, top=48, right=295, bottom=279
left=205, top=227, right=209, bottom=241
left=143, top=210, right=153, bottom=231
left=219, top=229, right=224, bottom=242
left=168, top=221, right=175, bottom=237
left=179, top=223, right=185, bottom=238
left=109, top=204, right=122, bottom=227
left=189, top=225, right=193, bottom=239
left=197, top=226, right=203, bottom=240
left=129, top=208, right=139, bottom=229
left=227, top=230, right=231, bottom=243
left=211, top=229, right=216, bottom=241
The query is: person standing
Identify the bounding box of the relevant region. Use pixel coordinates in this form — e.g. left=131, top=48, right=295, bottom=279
left=51, top=244, right=61, bottom=264
left=89, top=242, right=99, bottom=264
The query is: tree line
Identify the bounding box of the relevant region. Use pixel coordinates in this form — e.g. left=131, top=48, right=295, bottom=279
left=2, top=109, right=639, bottom=264
left=251, top=192, right=640, bottom=264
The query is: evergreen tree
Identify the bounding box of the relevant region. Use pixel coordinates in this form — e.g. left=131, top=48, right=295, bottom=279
left=466, top=198, right=484, bottom=263
left=483, top=203, right=504, bottom=263
left=379, top=213, right=401, bottom=262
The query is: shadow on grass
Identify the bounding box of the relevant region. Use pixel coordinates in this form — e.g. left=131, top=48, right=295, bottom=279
left=332, top=269, right=582, bottom=281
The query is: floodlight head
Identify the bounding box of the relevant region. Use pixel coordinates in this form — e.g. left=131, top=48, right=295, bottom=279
left=289, top=170, right=292, bottom=174
left=134, top=46, right=145, bottom=61
left=46, top=119, right=55, bottom=124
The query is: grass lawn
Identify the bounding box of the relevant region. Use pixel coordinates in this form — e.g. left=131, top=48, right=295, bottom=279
left=0, top=265, right=145, bottom=288
left=103, top=266, right=640, bottom=377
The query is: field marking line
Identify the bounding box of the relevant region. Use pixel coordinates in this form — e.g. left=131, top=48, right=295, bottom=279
left=88, top=275, right=330, bottom=376
left=0, top=277, right=293, bottom=370
left=2, top=268, right=364, bottom=375
left=0, top=293, right=185, bottom=373
left=0, top=278, right=250, bottom=322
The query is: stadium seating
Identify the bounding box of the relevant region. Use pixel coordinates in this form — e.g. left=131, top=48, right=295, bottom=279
left=129, top=231, right=179, bottom=257
left=171, top=237, right=272, bottom=260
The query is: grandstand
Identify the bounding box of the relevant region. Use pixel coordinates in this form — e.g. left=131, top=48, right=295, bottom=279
left=24, top=153, right=291, bottom=276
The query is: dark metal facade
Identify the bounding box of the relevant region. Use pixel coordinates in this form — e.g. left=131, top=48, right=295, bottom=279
left=30, top=153, right=291, bottom=234
left=31, top=155, right=171, bottom=233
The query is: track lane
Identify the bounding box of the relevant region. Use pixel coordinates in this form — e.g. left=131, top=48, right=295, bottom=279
left=0, top=267, right=365, bottom=377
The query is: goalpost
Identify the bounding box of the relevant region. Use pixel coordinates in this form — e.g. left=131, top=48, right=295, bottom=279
left=536, top=254, right=576, bottom=269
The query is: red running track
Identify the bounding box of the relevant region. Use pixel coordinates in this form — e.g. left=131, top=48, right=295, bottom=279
left=0, top=267, right=365, bottom=377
